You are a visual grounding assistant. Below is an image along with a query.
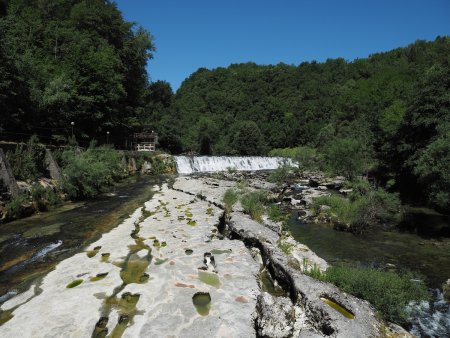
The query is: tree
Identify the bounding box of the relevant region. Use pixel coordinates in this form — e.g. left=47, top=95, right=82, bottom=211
left=414, top=123, right=450, bottom=210
left=325, top=138, right=369, bottom=180
left=230, top=120, right=266, bottom=155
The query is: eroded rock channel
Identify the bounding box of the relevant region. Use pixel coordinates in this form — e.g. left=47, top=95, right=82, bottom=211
left=0, top=176, right=384, bottom=337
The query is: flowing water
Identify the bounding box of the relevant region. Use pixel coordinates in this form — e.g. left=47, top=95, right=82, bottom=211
left=0, top=175, right=161, bottom=304
left=289, top=207, right=450, bottom=337
left=174, top=156, right=293, bottom=174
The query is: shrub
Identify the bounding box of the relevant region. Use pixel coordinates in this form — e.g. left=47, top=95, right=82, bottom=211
left=324, top=137, right=369, bottom=180
left=223, top=188, right=239, bottom=213
left=6, top=135, right=47, bottom=181
left=240, top=190, right=269, bottom=222
left=4, top=195, right=29, bottom=219
left=269, top=146, right=318, bottom=174
left=267, top=163, right=294, bottom=184
left=31, top=184, right=60, bottom=211
left=306, top=266, right=429, bottom=324
left=61, top=145, right=126, bottom=199
left=268, top=204, right=284, bottom=222
left=312, top=187, right=401, bottom=232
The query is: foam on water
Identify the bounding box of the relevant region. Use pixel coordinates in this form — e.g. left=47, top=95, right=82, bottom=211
left=407, top=289, right=450, bottom=337
left=174, top=156, right=294, bottom=174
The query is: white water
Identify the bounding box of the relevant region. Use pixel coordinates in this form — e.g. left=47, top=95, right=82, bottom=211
left=407, top=289, right=450, bottom=337
left=174, top=156, right=294, bottom=174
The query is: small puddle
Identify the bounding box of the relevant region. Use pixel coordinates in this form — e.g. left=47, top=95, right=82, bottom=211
left=120, top=253, right=151, bottom=284
left=320, top=297, right=355, bottom=319
left=90, top=273, right=108, bottom=282
left=0, top=309, right=14, bottom=325
left=192, top=292, right=211, bottom=316
left=66, top=279, right=83, bottom=288
left=185, top=249, right=193, bottom=255
left=258, top=269, right=286, bottom=297
left=198, top=270, right=221, bottom=288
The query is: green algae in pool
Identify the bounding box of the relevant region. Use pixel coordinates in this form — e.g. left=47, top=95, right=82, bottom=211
left=259, top=269, right=286, bottom=297
left=66, top=279, right=83, bottom=288
left=192, top=292, right=211, bottom=316
left=101, top=253, right=110, bottom=262
left=90, top=273, right=108, bottom=282
left=187, top=219, right=197, bottom=226
left=320, top=297, right=355, bottom=319
left=198, top=270, right=221, bottom=288
left=120, top=253, right=151, bottom=284
left=109, top=314, right=129, bottom=338
left=0, top=309, right=14, bottom=325
left=87, top=249, right=99, bottom=258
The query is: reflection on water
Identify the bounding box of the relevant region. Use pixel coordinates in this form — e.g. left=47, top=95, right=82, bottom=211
left=0, top=175, right=162, bottom=302
left=289, top=209, right=450, bottom=287
left=289, top=208, right=450, bottom=337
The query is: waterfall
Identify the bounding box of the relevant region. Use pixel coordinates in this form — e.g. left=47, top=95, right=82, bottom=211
left=174, top=156, right=294, bottom=174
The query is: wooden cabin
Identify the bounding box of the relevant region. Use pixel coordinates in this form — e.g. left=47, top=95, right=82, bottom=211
left=132, top=128, right=158, bottom=152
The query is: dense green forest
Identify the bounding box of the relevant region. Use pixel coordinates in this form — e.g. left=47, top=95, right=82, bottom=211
left=156, top=37, right=449, bottom=211
left=0, top=0, right=157, bottom=145
left=0, top=1, right=449, bottom=210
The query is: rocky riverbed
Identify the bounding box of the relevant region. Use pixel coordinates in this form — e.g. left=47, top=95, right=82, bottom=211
left=0, top=175, right=398, bottom=337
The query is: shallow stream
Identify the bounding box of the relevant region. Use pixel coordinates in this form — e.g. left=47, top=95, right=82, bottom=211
left=289, top=206, right=450, bottom=336
left=0, top=175, right=161, bottom=304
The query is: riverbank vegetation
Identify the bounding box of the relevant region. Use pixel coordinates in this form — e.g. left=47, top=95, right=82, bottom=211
left=0, top=139, right=174, bottom=223
left=306, top=266, right=429, bottom=325
left=311, top=181, right=402, bottom=233
left=163, top=37, right=449, bottom=212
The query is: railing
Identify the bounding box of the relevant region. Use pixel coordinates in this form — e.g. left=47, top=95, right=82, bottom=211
left=136, top=143, right=155, bottom=152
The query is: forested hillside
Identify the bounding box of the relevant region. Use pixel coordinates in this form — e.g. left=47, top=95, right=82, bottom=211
left=155, top=37, right=449, bottom=210
left=0, top=1, right=448, bottom=210
left=0, top=0, right=155, bottom=145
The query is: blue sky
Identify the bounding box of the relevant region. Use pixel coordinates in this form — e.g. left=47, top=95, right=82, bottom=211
left=115, top=0, right=450, bottom=91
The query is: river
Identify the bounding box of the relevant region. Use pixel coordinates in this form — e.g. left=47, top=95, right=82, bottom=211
left=0, top=175, right=162, bottom=304
left=289, top=207, right=450, bottom=336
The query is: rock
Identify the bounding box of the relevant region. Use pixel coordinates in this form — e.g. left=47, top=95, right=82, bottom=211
left=443, top=279, right=450, bottom=302
left=141, top=160, right=152, bottom=174
left=291, top=198, right=302, bottom=206
left=319, top=205, right=331, bottom=212
left=384, top=322, right=414, bottom=337
left=255, top=293, right=294, bottom=338
left=339, top=188, right=353, bottom=195
left=317, top=185, right=328, bottom=191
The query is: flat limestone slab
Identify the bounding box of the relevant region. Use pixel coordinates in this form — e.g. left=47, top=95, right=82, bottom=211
left=0, top=182, right=259, bottom=338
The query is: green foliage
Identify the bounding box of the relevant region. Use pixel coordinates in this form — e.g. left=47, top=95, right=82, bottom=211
left=61, top=145, right=126, bottom=199
left=324, top=137, right=369, bottom=180
left=31, top=183, right=60, bottom=211
left=306, top=266, right=429, bottom=324
left=267, top=164, right=294, bottom=184
left=268, top=204, right=284, bottom=222
left=414, top=123, right=450, bottom=210
left=230, top=120, right=267, bottom=155
left=0, top=0, right=154, bottom=142
left=222, top=188, right=239, bottom=213
left=269, top=146, right=318, bottom=172
left=240, top=190, right=270, bottom=222
left=4, top=195, right=29, bottom=219
left=6, top=135, right=47, bottom=181
left=312, top=184, right=401, bottom=232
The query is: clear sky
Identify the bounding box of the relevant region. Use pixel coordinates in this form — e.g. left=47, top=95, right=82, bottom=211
left=115, top=0, right=450, bottom=91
